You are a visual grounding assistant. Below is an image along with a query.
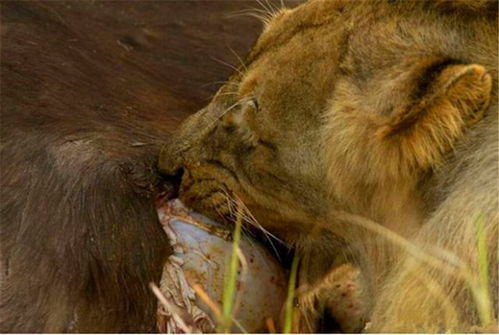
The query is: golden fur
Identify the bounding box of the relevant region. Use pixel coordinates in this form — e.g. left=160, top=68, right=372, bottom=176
left=160, top=0, right=498, bottom=331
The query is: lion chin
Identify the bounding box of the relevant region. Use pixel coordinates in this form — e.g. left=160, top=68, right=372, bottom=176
left=160, top=0, right=499, bottom=332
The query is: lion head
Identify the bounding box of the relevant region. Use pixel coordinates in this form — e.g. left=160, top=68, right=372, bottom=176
left=160, top=0, right=497, bottom=331
left=160, top=0, right=495, bottom=235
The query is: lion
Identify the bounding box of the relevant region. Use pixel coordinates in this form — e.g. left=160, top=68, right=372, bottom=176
left=159, top=0, right=498, bottom=332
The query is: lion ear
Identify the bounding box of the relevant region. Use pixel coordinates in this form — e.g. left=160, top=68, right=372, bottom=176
left=376, top=62, right=492, bottom=173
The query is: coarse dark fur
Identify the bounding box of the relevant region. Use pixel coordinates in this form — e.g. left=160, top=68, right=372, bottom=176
left=0, top=1, right=263, bottom=332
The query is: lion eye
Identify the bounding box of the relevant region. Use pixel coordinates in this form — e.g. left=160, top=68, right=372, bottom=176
left=246, top=97, right=259, bottom=111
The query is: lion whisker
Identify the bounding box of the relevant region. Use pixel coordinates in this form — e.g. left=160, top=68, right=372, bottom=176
left=227, top=10, right=273, bottom=26
left=227, top=8, right=271, bottom=18
left=215, top=92, right=240, bottom=98
left=210, top=56, right=245, bottom=78
left=200, top=80, right=239, bottom=89
left=228, top=46, right=248, bottom=73
left=279, top=0, right=286, bottom=10
left=219, top=189, right=285, bottom=262
left=256, top=0, right=278, bottom=17
left=204, top=100, right=242, bottom=130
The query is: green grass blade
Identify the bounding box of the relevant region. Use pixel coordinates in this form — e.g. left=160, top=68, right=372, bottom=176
left=284, top=254, right=300, bottom=333
left=474, top=215, right=491, bottom=326
left=219, top=208, right=243, bottom=333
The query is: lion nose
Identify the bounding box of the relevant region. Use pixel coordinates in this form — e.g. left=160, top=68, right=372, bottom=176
left=158, top=138, right=188, bottom=177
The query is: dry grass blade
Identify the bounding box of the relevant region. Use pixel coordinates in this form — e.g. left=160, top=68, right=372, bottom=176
left=191, top=283, right=222, bottom=318
left=192, top=283, right=248, bottom=334
left=150, top=282, right=196, bottom=333
left=266, top=317, right=277, bottom=333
